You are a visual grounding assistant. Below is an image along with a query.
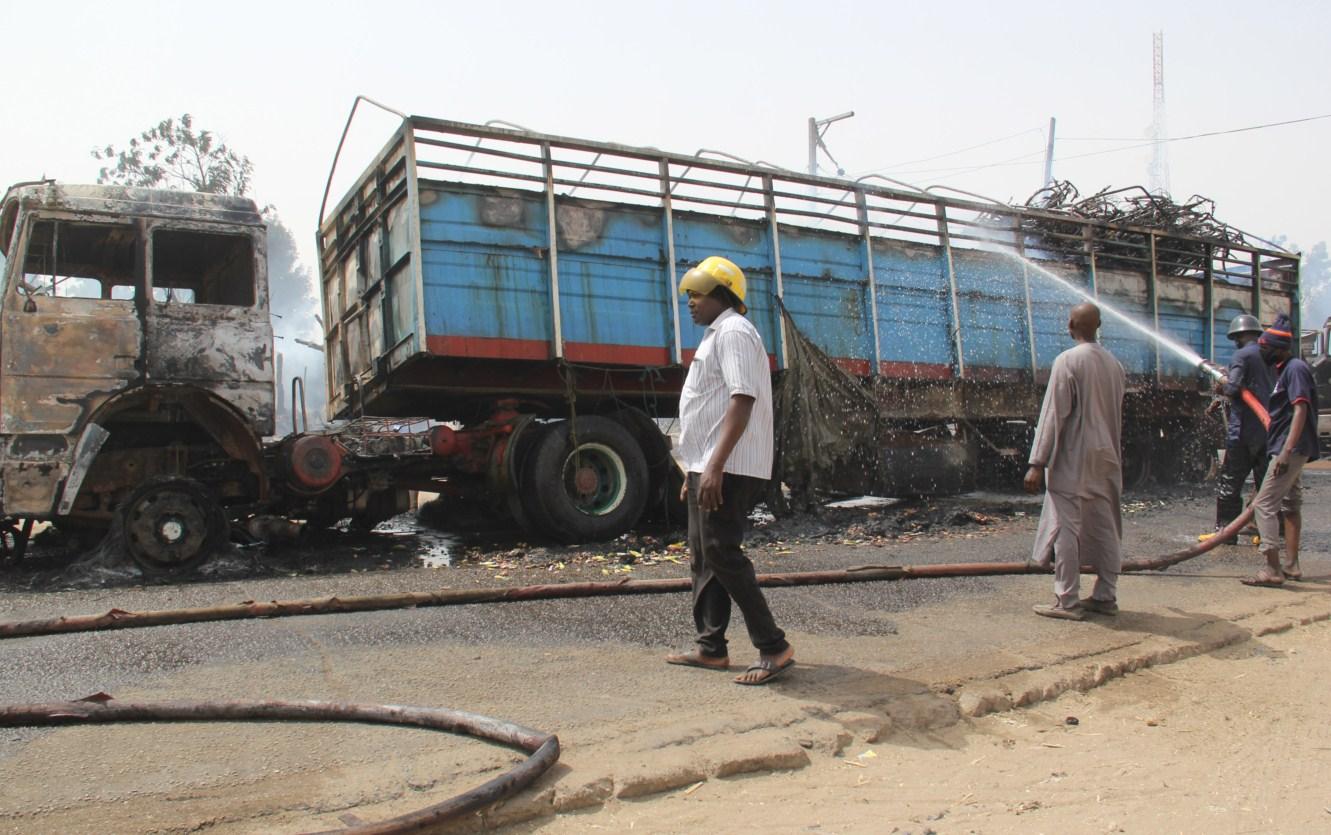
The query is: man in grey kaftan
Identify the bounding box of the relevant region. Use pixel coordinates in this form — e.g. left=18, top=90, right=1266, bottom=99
left=1024, top=303, right=1127, bottom=620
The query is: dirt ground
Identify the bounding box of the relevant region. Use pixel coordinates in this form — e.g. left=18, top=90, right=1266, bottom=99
left=520, top=618, right=1331, bottom=835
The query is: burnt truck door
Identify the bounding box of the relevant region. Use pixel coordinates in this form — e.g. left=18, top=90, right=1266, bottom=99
left=0, top=215, right=145, bottom=514
left=143, top=222, right=274, bottom=435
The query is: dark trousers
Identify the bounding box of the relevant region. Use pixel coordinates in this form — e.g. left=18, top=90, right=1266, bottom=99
left=687, top=472, right=788, bottom=658
left=1216, top=440, right=1268, bottom=528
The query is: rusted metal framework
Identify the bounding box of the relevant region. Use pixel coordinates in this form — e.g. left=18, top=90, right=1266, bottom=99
left=318, top=116, right=1299, bottom=419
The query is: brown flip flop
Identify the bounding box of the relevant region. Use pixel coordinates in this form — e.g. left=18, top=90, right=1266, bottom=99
left=1240, top=572, right=1284, bottom=588
left=665, top=651, right=730, bottom=671
left=734, top=656, right=795, bottom=686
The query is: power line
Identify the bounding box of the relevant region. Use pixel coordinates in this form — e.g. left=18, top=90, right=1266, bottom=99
left=854, top=127, right=1044, bottom=177
left=1060, top=112, right=1331, bottom=143
left=876, top=147, right=1049, bottom=178
left=843, top=111, right=1331, bottom=188
left=885, top=111, right=1331, bottom=179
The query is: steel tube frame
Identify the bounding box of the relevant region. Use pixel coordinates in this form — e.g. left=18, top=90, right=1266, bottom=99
left=1148, top=233, right=1162, bottom=382
left=1014, top=219, right=1039, bottom=378
left=1204, top=243, right=1216, bottom=363
left=1251, top=251, right=1262, bottom=322
left=660, top=160, right=683, bottom=364
left=541, top=143, right=564, bottom=359
left=856, top=191, right=882, bottom=375
left=936, top=203, right=965, bottom=379
left=763, top=174, right=790, bottom=368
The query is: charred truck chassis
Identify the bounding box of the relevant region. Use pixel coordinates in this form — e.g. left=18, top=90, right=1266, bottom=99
left=311, top=114, right=1293, bottom=542
left=0, top=184, right=279, bottom=571
left=0, top=111, right=1298, bottom=570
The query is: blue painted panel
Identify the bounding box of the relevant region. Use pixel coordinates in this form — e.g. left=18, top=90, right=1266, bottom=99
left=778, top=226, right=873, bottom=363
left=411, top=180, right=1222, bottom=384
left=553, top=201, right=672, bottom=351
left=952, top=250, right=1031, bottom=372
left=1026, top=261, right=1090, bottom=371
left=419, top=186, right=553, bottom=343
left=871, top=241, right=952, bottom=368
left=1159, top=305, right=1207, bottom=378
left=421, top=245, right=553, bottom=342
left=1097, top=291, right=1156, bottom=377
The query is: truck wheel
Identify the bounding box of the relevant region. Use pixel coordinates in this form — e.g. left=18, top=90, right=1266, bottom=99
left=117, top=477, right=228, bottom=573
left=520, top=416, right=649, bottom=543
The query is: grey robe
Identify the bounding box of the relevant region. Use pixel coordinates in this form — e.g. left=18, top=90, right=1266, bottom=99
left=1029, top=341, right=1127, bottom=607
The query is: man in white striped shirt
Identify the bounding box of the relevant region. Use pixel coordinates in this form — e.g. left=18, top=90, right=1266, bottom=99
left=665, top=256, right=794, bottom=686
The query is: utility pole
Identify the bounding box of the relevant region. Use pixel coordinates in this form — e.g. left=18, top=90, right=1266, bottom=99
left=1042, top=116, right=1057, bottom=187
left=807, top=111, right=855, bottom=177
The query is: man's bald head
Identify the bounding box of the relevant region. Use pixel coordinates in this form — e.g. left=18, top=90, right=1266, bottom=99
left=1068, top=303, right=1101, bottom=343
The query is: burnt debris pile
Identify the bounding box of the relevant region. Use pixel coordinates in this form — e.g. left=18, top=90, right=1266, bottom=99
left=1008, top=180, right=1254, bottom=275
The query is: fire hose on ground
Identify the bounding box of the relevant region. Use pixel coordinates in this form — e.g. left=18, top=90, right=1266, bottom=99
left=0, top=503, right=1255, bottom=641
left=0, top=695, right=559, bottom=835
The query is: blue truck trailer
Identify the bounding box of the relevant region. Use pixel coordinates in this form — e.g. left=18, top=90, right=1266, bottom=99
left=317, top=113, right=1300, bottom=542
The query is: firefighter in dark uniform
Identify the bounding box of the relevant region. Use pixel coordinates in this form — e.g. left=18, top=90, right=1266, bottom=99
left=1200, top=314, right=1274, bottom=544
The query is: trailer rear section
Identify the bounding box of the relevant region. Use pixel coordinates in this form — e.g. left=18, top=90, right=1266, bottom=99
left=318, top=116, right=1300, bottom=541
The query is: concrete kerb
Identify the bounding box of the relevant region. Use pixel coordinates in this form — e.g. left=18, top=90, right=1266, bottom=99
left=474, top=592, right=1331, bottom=831
left=952, top=593, right=1331, bottom=718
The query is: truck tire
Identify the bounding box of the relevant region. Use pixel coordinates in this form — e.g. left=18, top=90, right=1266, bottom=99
left=520, top=416, right=649, bottom=543
left=116, top=477, right=228, bottom=573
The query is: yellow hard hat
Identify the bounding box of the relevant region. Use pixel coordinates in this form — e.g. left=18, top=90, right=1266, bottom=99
left=678, top=256, right=747, bottom=314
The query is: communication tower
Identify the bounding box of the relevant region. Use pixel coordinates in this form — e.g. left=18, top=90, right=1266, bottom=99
left=1149, top=31, right=1171, bottom=195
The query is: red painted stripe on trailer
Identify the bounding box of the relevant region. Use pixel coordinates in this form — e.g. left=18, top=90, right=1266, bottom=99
left=832, top=357, right=873, bottom=376
left=428, top=335, right=550, bottom=361
left=428, top=337, right=673, bottom=366
left=565, top=342, right=672, bottom=366
left=878, top=361, right=954, bottom=380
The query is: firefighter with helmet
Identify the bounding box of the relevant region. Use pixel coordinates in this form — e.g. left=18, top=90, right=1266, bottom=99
left=1200, top=313, right=1274, bottom=543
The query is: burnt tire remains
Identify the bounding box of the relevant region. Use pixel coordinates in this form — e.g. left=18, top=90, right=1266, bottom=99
left=118, top=477, right=227, bottom=573
left=519, top=416, right=648, bottom=543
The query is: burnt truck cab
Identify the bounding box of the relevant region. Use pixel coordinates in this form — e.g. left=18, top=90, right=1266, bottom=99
left=0, top=182, right=274, bottom=569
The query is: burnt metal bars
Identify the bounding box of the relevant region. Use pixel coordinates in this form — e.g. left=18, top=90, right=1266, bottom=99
left=372, top=115, right=1300, bottom=376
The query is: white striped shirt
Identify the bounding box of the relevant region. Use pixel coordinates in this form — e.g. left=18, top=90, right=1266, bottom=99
left=677, top=308, right=774, bottom=479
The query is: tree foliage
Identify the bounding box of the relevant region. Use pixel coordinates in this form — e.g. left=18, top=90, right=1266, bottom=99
left=93, top=114, right=253, bottom=196
left=92, top=115, right=327, bottom=422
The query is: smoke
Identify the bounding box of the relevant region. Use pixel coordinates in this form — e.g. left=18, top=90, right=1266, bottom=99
left=1272, top=237, right=1330, bottom=328
left=265, top=212, right=328, bottom=430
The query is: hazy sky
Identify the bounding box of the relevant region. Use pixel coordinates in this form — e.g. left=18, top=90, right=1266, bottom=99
left=4, top=0, right=1327, bottom=275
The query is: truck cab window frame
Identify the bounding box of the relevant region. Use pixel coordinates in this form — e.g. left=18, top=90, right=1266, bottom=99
left=150, top=226, right=257, bottom=308
left=15, top=217, right=138, bottom=301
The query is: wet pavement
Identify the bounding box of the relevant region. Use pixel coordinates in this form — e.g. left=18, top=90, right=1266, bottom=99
left=1, top=472, right=1328, bottom=833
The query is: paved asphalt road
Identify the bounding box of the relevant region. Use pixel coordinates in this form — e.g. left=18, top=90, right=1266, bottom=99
left=1, top=469, right=1328, bottom=833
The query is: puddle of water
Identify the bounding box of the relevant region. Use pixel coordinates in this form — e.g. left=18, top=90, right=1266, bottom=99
left=373, top=511, right=458, bottom=568
left=825, top=495, right=902, bottom=509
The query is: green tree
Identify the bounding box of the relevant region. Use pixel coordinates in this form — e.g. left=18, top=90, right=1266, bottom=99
left=93, top=114, right=253, bottom=196
left=93, top=115, right=326, bottom=423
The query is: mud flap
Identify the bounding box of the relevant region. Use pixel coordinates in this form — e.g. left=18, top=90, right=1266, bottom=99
left=56, top=423, right=110, bottom=516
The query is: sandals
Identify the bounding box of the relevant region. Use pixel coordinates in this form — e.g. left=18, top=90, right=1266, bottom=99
left=1240, top=571, right=1284, bottom=588
left=734, top=656, right=795, bottom=686
left=665, top=651, right=730, bottom=671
